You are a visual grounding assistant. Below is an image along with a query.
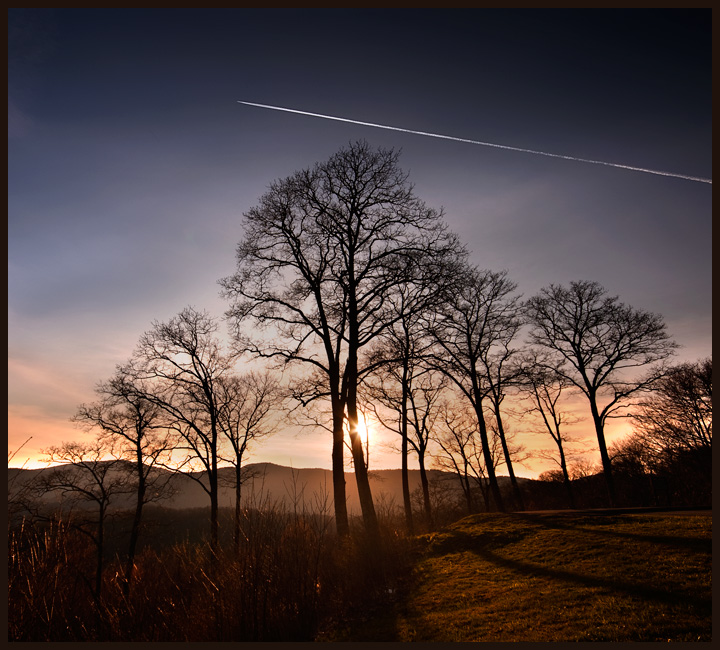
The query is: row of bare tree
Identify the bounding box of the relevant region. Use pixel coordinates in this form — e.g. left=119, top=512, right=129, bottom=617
left=217, top=141, right=686, bottom=541
left=15, top=310, right=280, bottom=599
left=21, top=141, right=706, bottom=580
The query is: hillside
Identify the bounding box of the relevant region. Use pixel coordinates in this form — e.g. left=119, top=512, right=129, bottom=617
left=9, top=462, right=478, bottom=516
left=322, top=511, right=712, bottom=641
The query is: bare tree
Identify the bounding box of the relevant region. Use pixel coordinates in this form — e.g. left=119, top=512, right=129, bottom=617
left=524, top=280, right=678, bottom=505
left=73, top=366, right=175, bottom=595
left=428, top=267, right=521, bottom=512
left=628, top=357, right=712, bottom=502
left=632, top=357, right=712, bottom=456
left=38, top=440, right=129, bottom=602
left=518, top=351, right=584, bottom=509
left=130, top=307, right=239, bottom=555
left=364, top=339, right=446, bottom=532
left=432, top=398, right=503, bottom=514
left=216, top=370, right=281, bottom=556
left=478, top=300, right=526, bottom=510
left=221, top=141, right=461, bottom=542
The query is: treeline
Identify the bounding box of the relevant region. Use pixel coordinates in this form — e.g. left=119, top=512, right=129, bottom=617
left=8, top=141, right=711, bottom=641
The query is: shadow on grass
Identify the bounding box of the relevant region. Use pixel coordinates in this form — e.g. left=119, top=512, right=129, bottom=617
left=323, top=514, right=711, bottom=641
left=513, top=512, right=711, bottom=553
left=468, top=543, right=710, bottom=612
left=424, top=514, right=710, bottom=612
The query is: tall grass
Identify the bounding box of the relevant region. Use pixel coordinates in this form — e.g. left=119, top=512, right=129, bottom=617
left=8, top=493, right=414, bottom=642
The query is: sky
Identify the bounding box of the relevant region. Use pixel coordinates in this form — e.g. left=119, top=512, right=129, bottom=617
left=8, top=9, right=711, bottom=475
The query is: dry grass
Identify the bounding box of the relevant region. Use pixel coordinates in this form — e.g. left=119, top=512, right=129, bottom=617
left=332, top=512, right=711, bottom=642
left=7, top=504, right=412, bottom=642
left=8, top=509, right=711, bottom=641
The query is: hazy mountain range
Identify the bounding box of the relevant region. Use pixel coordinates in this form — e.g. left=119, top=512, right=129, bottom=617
left=8, top=462, right=525, bottom=516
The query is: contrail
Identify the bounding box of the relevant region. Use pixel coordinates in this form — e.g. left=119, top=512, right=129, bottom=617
left=238, top=101, right=711, bottom=185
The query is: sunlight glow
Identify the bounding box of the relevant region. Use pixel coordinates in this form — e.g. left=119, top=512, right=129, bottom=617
left=356, top=414, right=369, bottom=446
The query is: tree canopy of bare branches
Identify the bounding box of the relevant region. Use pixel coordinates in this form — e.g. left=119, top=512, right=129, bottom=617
left=632, top=357, right=711, bottom=456
left=428, top=267, right=521, bottom=512
left=221, top=140, right=462, bottom=541
left=129, top=307, right=241, bottom=554
left=73, top=366, right=175, bottom=594
left=524, top=280, right=678, bottom=505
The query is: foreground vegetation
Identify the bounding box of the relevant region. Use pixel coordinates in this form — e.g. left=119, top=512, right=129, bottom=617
left=323, top=511, right=712, bottom=642
left=9, top=506, right=710, bottom=642
left=8, top=504, right=411, bottom=642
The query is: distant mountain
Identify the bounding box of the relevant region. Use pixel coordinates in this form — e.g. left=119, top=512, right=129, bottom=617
left=8, top=462, right=531, bottom=517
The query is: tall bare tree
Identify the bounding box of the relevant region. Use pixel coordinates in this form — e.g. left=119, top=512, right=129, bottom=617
left=524, top=280, right=678, bottom=506
left=632, top=357, right=712, bottom=455
left=428, top=267, right=521, bottom=512
left=518, top=351, right=584, bottom=509
left=433, top=399, right=503, bottom=514
left=364, top=331, right=446, bottom=533
left=39, top=441, right=128, bottom=602
left=221, top=141, right=461, bottom=542
left=216, top=370, right=281, bottom=555
left=477, top=296, right=526, bottom=510
left=130, top=307, right=239, bottom=554
left=73, top=366, right=175, bottom=595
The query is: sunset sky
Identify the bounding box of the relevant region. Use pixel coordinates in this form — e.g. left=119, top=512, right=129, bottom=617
left=8, top=9, right=711, bottom=474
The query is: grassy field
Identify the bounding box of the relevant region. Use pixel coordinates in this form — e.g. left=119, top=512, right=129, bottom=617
left=322, top=511, right=711, bottom=642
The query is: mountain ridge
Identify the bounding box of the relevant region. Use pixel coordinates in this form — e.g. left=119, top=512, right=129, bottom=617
left=9, top=461, right=529, bottom=515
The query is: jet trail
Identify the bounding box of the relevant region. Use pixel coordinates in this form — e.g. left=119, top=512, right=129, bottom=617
left=238, top=101, right=711, bottom=185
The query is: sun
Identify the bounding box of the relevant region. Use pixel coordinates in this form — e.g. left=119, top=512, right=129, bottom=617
left=356, top=414, right=369, bottom=446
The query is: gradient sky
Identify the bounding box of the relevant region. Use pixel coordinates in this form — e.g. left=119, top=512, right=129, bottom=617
left=8, top=9, right=711, bottom=474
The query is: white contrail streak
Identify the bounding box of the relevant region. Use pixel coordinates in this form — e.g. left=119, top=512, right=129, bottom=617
left=238, top=101, right=711, bottom=185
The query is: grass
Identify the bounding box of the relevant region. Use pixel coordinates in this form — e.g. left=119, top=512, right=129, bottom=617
left=8, top=509, right=711, bottom=641
left=322, top=512, right=712, bottom=642
left=7, top=506, right=412, bottom=642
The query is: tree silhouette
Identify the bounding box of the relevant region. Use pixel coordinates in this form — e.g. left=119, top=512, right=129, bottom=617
left=524, top=280, right=678, bottom=506
left=216, top=370, right=282, bottom=556
left=130, top=307, right=239, bottom=555
left=428, top=267, right=521, bottom=512
left=221, top=140, right=461, bottom=541
left=518, top=350, right=585, bottom=509
left=627, top=357, right=712, bottom=503
left=364, top=331, right=446, bottom=532
left=632, top=357, right=712, bottom=455
left=433, top=398, right=503, bottom=514
left=38, top=441, right=129, bottom=602
left=73, top=365, right=175, bottom=595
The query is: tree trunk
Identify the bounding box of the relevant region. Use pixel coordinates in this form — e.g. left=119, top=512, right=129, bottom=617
left=400, top=358, right=414, bottom=535
left=589, top=395, right=616, bottom=506
left=418, top=454, right=432, bottom=528
left=234, top=461, right=242, bottom=556
left=331, top=387, right=349, bottom=538
left=209, top=451, right=219, bottom=556
left=345, top=275, right=380, bottom=545
left=472, top=394, right=506, bottom=512
left=494, top=405, right=525, bottom=511
left=462, top=474, right=473, bottom=514
left=557, top=441, right=575, bottom=509
left=347, top=400, right=381, bottom=545
left=124, top=451, right=146, bottom=596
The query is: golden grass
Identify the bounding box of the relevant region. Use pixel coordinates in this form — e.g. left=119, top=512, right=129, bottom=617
left=327, top=512, right=711, bottom=642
